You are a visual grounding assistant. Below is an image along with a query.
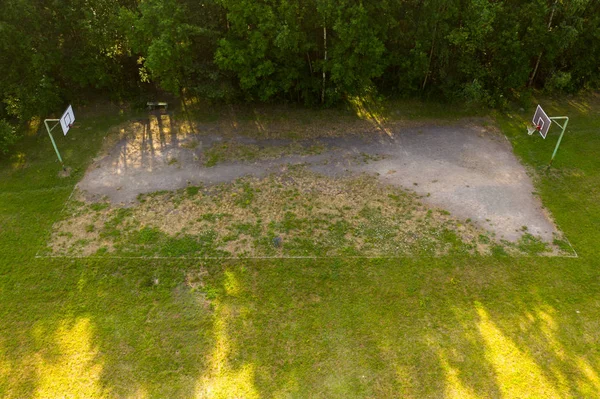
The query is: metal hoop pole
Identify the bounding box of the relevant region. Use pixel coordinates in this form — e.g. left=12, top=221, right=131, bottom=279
left=548, top=116, right=569, bottom=167
left=44, top=119, right=64, bottom=168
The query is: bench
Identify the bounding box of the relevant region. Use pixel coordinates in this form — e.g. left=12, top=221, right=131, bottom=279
left=147, top=102, right=168, bottom=111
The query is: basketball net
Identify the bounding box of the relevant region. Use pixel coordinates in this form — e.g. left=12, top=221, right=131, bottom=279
left=527, top=124, right=540, bottom=136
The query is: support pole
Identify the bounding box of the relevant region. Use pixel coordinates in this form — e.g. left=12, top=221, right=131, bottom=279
left=547, top=116, right=569, bottom=168
left=44, top=119, right=65, bottom=169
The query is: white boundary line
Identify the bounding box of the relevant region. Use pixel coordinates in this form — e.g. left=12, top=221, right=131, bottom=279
left=500, top=125, right=578, bottom=259
left=34, top=252, right=579, bottom=261
left=35, top=255, right=404, bottom=260
left=33, top=122, right=579, bottom=261
left=562, top=236, right=578, bottom=258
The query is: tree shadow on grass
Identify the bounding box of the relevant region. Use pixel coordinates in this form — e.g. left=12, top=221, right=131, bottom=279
left=0, top=180, right=217, bottom=398
left=199, top=256, right=600, bottom=398
left=0, top=257, right=216, bottom=398
left=1, top=197, right=599, bottom=397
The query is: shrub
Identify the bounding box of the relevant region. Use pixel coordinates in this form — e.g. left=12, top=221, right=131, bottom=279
left=545, top=71, right=573, bottom=93
left=0, top=120, right=18, bottom=155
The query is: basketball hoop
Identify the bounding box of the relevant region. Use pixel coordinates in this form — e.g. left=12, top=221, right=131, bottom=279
left=59, top=105, right=75, bottom=136
left=44, top=105, right=76, bottom=170
left=527, top=123, right=540, bottom=136
left=527, top=104, right=571, bottom=168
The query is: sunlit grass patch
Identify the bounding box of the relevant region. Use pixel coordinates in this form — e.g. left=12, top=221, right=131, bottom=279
left=33, top=318, right=105, bottom=398
left=475, top=303, right=561, bottom=398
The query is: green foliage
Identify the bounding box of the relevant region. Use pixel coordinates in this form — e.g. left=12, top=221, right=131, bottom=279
left=545, top=71, right=574, bottom=93
left=0, top=120, right=17, bottom=155
left=328, top=2, right=388, bottom=97
left=0, top=0, right=132, bottom=121
left=125, top=0, right=227, bottom=99
left=1, top=0, right=599, bottom=143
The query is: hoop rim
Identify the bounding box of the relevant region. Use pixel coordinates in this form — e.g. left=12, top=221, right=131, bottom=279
left=527, top=123, right=540, bottom=136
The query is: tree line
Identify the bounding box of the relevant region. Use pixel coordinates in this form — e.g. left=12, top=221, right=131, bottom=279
left=1, top=0, right=599, bottom=152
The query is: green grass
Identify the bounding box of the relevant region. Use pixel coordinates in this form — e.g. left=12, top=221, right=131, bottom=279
left=1, top=97, right=600, bottom=398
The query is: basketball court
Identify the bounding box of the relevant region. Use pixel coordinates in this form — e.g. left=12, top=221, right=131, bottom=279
left=74, top=116, right=562, bottom=245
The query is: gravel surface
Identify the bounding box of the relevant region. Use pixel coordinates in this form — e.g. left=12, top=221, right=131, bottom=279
left=77, top=118, right=558, bottom=242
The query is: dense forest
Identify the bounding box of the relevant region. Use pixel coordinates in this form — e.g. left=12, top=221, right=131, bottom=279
left=1, top=0, right=599, bottom=151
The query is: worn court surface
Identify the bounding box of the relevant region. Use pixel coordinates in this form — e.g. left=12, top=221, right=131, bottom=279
left=77, top=115, right=558, bottom=244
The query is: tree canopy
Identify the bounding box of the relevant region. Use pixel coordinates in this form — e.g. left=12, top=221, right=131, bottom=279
left=1, top=0, right=599, bottom=151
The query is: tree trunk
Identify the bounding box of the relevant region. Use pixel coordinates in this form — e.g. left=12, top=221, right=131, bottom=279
left=529, top=51, right=543, bottom=87
left=528, top=0, right=557, bottom=87
left=422, top=23, right=437, bottom=91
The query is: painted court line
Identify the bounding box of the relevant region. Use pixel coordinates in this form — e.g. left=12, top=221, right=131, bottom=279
left=35, top=252, right=579, bottom=261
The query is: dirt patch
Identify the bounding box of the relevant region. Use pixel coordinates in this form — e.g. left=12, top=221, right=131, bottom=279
left=48, top=169, right=521, bottom=257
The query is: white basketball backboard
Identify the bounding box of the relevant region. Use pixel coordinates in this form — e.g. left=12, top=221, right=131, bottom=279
left=60, top=105, right=75, bottom=136
left=532, top=105, right=551, bottom=139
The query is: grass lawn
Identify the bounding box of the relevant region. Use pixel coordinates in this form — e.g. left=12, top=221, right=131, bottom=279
left=0, top=97, right=599, bottom=398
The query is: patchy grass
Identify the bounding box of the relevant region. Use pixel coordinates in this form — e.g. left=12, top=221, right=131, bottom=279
left=203, top=140, right=326, bottom=167
left=1, top=97, right=600, bottom=398
left=178, top=97, right=488, bottom=143
left=47, top=168, right=518, bottom=258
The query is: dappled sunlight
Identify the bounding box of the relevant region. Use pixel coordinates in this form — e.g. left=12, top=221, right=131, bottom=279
left=576, top=357, right=600, bottom=395
left=130, top=386, right=150, bottom=399
left=253, top=109, right=266, bottom=135
left=0, top=339, right=12, bottom=384
left=347, top=95, right=393, bottom=138
left=195, top=301, right=259, bottom=399
left=106, top=114, right=200, bottom=174
left=509, top=299, right=600, bottom=397
left=535, top=306, right=566, bottom=361
left=26, top=117, right=41, bottom=137
left=156, top=114, right=172, bottom=136
left=475, top=303, right=561, bottom=398
left=223, top=270, right=241, bottom=296
left=438, top=350, right=478, bottom=399
left=33, top=318, right=105, bottom=398
left=11, top=152, right=26, bottom=170
left=566, top=99, right=591, bottom=115
left=177, top=119, right=197, bottom=136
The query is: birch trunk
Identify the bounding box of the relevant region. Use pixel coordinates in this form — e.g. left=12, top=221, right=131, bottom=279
left=528, top=0, right=557, bottom=87
left=422, top=24, right=437, bottom=91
